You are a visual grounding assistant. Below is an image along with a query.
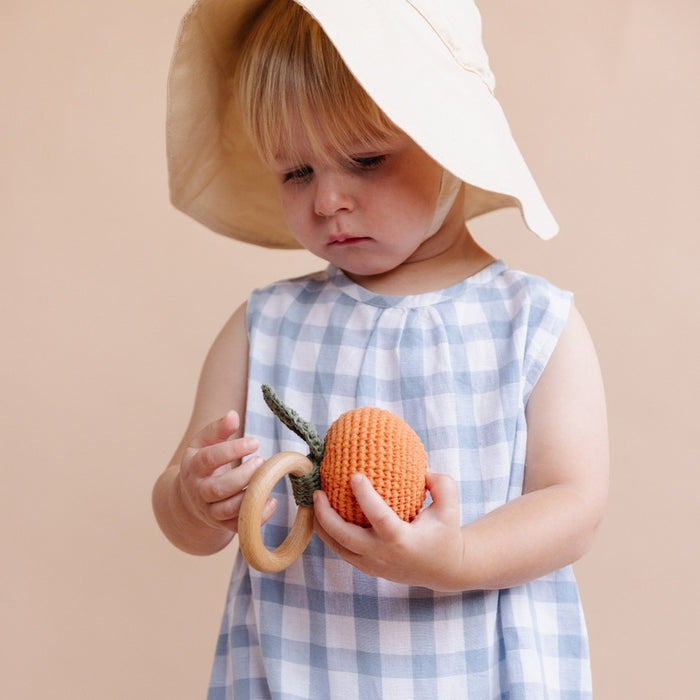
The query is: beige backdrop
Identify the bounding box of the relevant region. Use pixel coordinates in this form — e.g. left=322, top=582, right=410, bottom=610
left=2, top=1, right=699, bottom=698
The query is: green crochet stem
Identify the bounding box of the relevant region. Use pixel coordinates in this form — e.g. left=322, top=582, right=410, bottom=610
left=261, top=384, right=324, bottom=507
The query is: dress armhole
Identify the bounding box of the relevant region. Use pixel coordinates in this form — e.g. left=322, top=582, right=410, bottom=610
left=523, top=287, right=574, bottom=404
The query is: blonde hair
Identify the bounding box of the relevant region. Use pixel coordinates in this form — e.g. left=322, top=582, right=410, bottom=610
left=236, top=0, right=400, bottom=166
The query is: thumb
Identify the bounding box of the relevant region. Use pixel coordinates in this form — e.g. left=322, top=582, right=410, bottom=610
left=190, top=410, right=240, bottom=449
left=425, top=470, right=459, bottom=506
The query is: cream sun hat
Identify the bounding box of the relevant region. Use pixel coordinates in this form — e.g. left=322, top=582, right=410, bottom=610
left=166, top=0, right=558, bottom=248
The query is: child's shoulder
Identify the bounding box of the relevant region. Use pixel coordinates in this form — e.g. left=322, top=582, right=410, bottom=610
left=246, top=268, right=331, bottom=317
left=480, top=263, right=574, bottom=333
left=473, top=261, right=572, bottom=306
left=490, top=262, right=566, bottom=293
left=250, top=268, right=329, bottom=299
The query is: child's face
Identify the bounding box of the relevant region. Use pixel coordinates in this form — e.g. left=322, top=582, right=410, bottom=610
left=271, top=127, right=454, bottom=279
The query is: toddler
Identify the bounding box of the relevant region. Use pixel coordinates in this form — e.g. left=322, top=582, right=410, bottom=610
left=153, top=1, right=609, bottom=697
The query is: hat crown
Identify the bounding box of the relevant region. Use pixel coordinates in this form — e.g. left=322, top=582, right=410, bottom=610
left=406, top=0, right=495, bottom=91
left=167, top=0, right=558, bottom=246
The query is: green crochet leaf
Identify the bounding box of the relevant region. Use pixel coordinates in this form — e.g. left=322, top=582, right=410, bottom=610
left=261, top=384, right=325, bottom=464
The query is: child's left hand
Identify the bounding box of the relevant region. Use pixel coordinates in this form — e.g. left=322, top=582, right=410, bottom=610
left=313, top=470, right=465, bottom=591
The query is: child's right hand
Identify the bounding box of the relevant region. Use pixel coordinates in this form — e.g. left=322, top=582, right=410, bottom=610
left=178, top=411, right=276, bottom=534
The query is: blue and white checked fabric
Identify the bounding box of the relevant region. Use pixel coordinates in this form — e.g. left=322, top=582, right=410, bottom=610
left=208, top=261, right=590, bottom=699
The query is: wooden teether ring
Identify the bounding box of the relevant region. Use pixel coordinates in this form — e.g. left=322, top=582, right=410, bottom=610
left=238, top=451, right=315, bottom=573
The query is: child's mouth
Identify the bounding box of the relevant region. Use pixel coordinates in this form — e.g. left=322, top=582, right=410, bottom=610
left=328, top=235, right=371, bottom=246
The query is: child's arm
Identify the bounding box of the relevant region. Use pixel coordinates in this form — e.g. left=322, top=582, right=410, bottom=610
left=313, top=305, right=609, bottom=591
left=152, top=303, right=274, bottom=555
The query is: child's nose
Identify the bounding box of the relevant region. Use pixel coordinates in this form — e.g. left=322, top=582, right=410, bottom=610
left=313, top=174, right=354, bottom=217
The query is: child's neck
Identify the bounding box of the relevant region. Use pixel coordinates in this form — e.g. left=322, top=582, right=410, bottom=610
left=344, top=228, right=495, bottom=296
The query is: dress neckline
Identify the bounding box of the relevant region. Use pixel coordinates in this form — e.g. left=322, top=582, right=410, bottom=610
left=324, top=260, right=506, bottom=308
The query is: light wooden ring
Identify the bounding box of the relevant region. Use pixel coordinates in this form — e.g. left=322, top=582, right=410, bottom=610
left=238, top=451, right=315, bottom=573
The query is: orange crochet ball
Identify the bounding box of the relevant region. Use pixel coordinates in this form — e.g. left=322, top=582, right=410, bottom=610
left=320, top=407, right=427, bottom=527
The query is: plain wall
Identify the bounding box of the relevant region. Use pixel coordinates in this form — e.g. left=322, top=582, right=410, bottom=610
left=2, top=1, right=698, bottom=697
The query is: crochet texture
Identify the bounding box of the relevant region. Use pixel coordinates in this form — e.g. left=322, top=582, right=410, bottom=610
left=322, top=407, right=427, bottom=527
left=262, top=384, right=427, bottom=526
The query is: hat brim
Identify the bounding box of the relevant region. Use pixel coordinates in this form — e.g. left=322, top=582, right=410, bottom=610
left=167, top=0, right=558, bottom=247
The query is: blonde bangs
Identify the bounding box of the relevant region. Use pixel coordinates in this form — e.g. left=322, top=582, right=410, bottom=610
left=237, top=0, right=398, bottom=166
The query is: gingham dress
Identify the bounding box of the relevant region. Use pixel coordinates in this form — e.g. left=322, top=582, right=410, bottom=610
left=208, top=261, right=591, bottom=699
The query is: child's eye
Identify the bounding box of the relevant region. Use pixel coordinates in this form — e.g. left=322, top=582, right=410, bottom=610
left=351, top=155, right=387, bottom=171
left=282, top=165, right=313, bottom=183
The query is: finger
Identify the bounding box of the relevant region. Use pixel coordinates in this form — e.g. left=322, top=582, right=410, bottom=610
left=208, top=490, right=246, bottom=522
left=190, top=410, right=241, bottom=449
left=199, top=455, right=265, bottom=502
left=189, top=436, right=260, bottom=479
left=412, top=471, right=461, bottom=531
left=313, top=503, right=358, bottom=561
left=349, top=473, right=402, bottom=535
left=313, top=489, right=369, bottom=555
left=424, top=471, right=459, bottom=509
left=210, top=495, right=277, bottom=528
left=312, top=489, right=343, bottom=533
left=314, top=521, right=357, bottom=561
left=260, top=496, right=278, bottom=524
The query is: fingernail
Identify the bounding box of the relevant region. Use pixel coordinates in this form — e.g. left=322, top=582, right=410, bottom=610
left=243, top=437, right=259, bottom=451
